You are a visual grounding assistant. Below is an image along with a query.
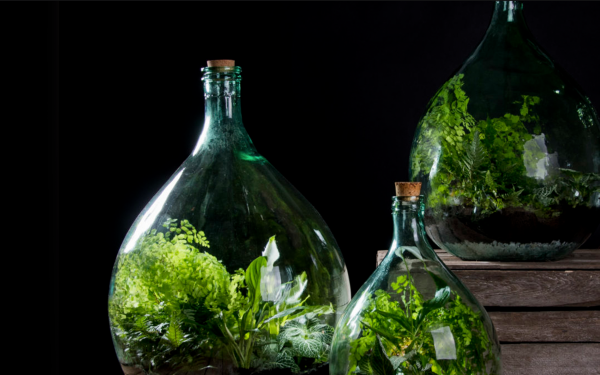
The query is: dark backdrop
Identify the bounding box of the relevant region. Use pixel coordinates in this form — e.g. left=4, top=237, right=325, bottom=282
left=56, top=2, right=600, bottom=374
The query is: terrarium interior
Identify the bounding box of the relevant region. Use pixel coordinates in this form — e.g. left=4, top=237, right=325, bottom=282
left=108, top=61, right=351, bottom=375
left=409, top=1, right=600, bottom=261
left=330, top=183, right=501, bottom=375
left=329, top=184, right=501, bottom=375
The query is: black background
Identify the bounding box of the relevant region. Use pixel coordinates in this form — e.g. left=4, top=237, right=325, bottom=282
left=53, top=2, right=600, bottom=374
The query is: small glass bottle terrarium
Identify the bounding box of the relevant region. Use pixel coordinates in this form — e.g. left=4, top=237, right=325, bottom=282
left=108, top=60, right=351, bottom=375
left=329, top=183, right=501, bottom=375
left=409, top=1, right=600, bottom=261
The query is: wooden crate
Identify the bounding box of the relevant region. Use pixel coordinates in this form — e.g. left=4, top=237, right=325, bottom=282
left=375, top=249, right=600, bottom=375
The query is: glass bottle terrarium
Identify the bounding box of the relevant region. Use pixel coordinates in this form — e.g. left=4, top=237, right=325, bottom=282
left=409, top=1, right=600, bottom=261
left=329, top=183, right=501, bottom=375
left=108, top=60, right=351, bottom=375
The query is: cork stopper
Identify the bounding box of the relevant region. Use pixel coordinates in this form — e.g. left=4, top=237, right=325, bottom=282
left=207, top=60, right=235, bottom=67
left=395, top=182, right=421, bottom=197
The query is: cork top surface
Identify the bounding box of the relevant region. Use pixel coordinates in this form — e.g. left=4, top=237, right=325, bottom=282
left=395, top=182, right=422, bottom=197
left=207, top=60, right=235, bottom=67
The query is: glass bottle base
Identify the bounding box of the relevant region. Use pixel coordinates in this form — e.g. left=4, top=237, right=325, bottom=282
left=423, top=205, right=599, bottom=261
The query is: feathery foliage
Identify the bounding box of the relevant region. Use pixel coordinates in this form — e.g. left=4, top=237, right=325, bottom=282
left=109, top=220, right=335, bottom=374
left=410, top=74, right=599, bottom=218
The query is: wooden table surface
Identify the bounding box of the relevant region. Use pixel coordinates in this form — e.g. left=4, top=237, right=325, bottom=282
left=375, top=249, right=600, bottom=375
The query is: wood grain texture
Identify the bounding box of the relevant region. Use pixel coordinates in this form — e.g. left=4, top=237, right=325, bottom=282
left=456, top=270, right=600, bottom=307
left=375, top=250, right=600, bottom=372
left=376, top=250, right=600, bottom=307
left=490, top=311, right=600, bottom=342
left=376, top=249, right=600, bottom=270
left=501, top=344, right=600, bottom=375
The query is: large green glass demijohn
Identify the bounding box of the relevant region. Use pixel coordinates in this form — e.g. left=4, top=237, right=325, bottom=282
left=329, top=183, right=501, bottom=375
left=108, top=60, right=351, bottom=375
left=409, top=1, right=600, bottom=261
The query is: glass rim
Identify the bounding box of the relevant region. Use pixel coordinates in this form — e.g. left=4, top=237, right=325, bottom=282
left=201, top=66, right=242, bottom=74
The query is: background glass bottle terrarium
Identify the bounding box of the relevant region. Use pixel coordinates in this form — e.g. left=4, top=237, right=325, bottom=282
left=329, top=183, right=501, bottom=375
left=108, top=60, right=351, bottom=375
left=409, top=1, right=600, bottom=261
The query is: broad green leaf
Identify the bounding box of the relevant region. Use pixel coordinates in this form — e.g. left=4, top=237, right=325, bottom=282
left=277, top=320, right=305, bottom=348
left=291, top=336, right=322, bottom=358
left=375, top=309, right=412, bottom=333
left=389, top=355, right=407, bottom=370
left=369, top=335, right=395, bottom=375
left=427, top=271, right=449, bottom=292
left=285, top=301, right=333, bottom=322
left=246, top=256, right=267, bottom=308
left=308, top=321, right=335, bottom=343
left=415, top=272, right=451, bottom=327
left=240, top=308, right=251, bottom=333
left=272, top=350, right=300, bottom=372
left=361, top=321, right=401, bottom=348
left=262, top=306, right=307, bottom=324
left=357, top=355, right=374, bottom=375
left=430, top=359, right=444, bottom=374
left=277, top=318, right=334, bottom=360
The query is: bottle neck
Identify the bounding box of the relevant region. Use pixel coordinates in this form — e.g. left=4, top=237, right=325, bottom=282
left=481, top=1, right=533, bottom=46
left=464, top=1, right=547, bottom=72
left=193, top=67, right=257, bottom=156
left=389, top=196, right=435, bottom=260
left=490, top=1, right=526, bottom=27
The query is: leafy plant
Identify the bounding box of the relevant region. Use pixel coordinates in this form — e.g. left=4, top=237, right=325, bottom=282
left=109, top=219, right=335, bottom=374
left=254, top=317, right=334, bottom=372
left=211, top=236, right=335, bottom=371
left=347, top=252, right=494, bottom=375
left=410, top=74, right=600, bottom=218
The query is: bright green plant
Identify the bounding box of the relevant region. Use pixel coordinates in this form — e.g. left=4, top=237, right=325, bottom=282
left=212, top=236, right=335, bottom=371
left=254, top=317, right=335, bottom=372
left=411, top=74, right=600, bottom=217
left=347, top=254, right=494, bottom=375
left=109, top=219, right=334, bottom=374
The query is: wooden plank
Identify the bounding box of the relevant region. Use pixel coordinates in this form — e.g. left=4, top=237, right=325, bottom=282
left=377, top=249, right=600, bottom=270
left=455, top=270, right=600, bottom=307
left=501, top=343, right=600, bottom=375
left=489, top=311, right=600, bottom=342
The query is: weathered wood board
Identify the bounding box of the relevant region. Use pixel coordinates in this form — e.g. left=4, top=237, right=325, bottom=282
left=376, top=249, right=600, bottom=270
left=376, top=249, right=600, bottom=374
left=502, top=344, right=600, bottom=375
left=377, top=249, right=600, bottom=307
left=454, top=269, right=600, bottom=307
left=489, top=311, right=600, bottom=342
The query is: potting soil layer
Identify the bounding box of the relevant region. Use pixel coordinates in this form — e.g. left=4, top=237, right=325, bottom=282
left=424, top=205, right=600, bottom=261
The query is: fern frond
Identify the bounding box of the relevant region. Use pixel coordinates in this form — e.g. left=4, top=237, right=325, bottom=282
left=165, top=319, right=185, bottom=348
left=459, top=131, right=487, bottom=178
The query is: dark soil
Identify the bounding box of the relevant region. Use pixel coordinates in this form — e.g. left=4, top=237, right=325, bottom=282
left=120, top=362, right=329, bottom=375
left=238, top=363, right=328, bottom=375
left=424, top=204, right=600, bottom=258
